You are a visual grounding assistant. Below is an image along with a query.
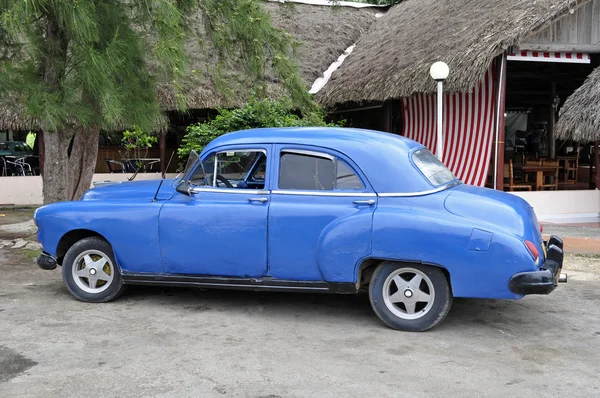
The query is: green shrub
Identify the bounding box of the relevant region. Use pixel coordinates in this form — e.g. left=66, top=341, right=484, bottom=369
left=178, top=97, right=343, bottom=158
left=121, top=126, right=158, bottom=169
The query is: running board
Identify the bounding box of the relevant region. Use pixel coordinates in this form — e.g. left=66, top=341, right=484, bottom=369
left=122, top=273, right=357, bottom=294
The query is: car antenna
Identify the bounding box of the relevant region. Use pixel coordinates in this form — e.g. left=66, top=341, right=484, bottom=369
left=152, top=151, right=175, bottom=203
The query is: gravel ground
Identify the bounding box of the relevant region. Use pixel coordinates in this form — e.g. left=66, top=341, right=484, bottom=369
left=1, top=248, right=599, bottom=398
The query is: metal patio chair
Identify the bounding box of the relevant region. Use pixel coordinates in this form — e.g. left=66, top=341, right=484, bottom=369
left=105, top=158, right=126, bottom=173
left=4, top=157, right=25, bottom=176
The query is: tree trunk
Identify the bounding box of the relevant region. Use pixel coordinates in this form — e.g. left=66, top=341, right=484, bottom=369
left=42, top=130, right=72, bottom=204
left=68, top=128, right=100, bottom=200
left=42, top=128, right=99, bottom=204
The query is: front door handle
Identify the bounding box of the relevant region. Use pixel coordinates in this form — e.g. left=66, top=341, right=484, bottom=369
left=353, top=199, right=376, bottom=205
left=248, top=197, right=268, bottom=203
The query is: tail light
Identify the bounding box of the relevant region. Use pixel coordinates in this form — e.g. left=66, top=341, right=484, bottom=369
left=525, top=240, right=539, bottom=262
left=539, top=222, right=543, bottom=233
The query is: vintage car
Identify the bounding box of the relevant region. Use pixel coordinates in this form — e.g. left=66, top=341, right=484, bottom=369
left=35, top=127, right=566, bottom=331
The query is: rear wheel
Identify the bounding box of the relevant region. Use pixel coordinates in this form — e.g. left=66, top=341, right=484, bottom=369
left=62, top=237, right=125, bottom=303
left=369, top=262, right=452, bottom=331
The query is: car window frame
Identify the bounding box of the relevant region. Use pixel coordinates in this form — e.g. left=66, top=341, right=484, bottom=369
left=273, top=144, right=373, bottom=194
left=247, top=154, right=267, bottom=183
left=190, top=145, right=272, bottom=194
left=408, top=146, right=460, bottom=189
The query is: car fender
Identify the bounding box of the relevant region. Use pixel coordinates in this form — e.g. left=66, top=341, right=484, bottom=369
left=371, top=196, right=537, bottom=299
left=316, top=210, right=374, bottom=282
left=36, top=201, right=163, bottom=273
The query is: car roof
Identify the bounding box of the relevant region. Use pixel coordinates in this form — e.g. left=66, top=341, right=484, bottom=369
left=202, top=127, right=436, bottom=193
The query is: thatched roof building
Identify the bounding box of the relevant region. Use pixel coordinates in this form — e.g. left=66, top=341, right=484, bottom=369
left=555, top=66, right=600, bottom=142
left=158, top=1, right=382, bottom=110
left=317, top=0, right=588, bottom=108
left=0, top=1, right=384, bottom=131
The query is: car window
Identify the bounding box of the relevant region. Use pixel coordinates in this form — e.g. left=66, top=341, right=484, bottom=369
left=412, top=148, right=455, bottom=186
left=192, top=150, right=266, bottom=189
left=0, top=143, right=8, bottom=151
left=279, top=152, right=335, bottom=190
left=14, top=144, right=25, bottom=152
left=336, top=160, right=364, bottom=190
left=278, top=151, right=365, bottom=191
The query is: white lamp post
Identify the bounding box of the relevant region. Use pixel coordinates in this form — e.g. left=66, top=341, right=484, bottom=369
left=429, top=61, right=450, bottom=161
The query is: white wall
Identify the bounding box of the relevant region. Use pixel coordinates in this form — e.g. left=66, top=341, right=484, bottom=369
left=2, top=175, right=599, bottom=222
left=510, top=190, right=600, bottom=222
left=0, top=173, right=178, bottom=206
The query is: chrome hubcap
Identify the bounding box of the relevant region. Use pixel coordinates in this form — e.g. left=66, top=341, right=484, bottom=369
left=72, top=250, right=114, bottom=294
left=382, top=268, right=435, bottom=320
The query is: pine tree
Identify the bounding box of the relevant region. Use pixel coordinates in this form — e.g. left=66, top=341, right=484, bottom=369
left=0, top=0, right=312, bottom=203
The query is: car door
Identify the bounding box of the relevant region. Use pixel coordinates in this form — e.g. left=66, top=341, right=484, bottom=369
left=268, top=145, right=376, bottom=282
left=159, top=146, right=271, bottom=277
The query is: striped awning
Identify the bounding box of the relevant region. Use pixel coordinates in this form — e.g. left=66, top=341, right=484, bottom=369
left=508, top=50, right=590, bottom=64
left=401, top=68, right=496, bottom=187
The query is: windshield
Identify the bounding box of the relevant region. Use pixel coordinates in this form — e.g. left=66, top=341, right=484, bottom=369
left=175, top=150, right=201, bottom=184
left=412, top=148, right=457, bottom=187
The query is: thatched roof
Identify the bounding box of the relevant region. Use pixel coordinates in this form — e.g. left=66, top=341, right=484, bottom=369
left=155, top=1, right=383, bottom=110
left=555, top=66, right=600, bottom=142
left=0, top=102, right=37, bottom=132
left=0, top=1, right=382, bottom=131
left=317, top=0, right=590, bottom=108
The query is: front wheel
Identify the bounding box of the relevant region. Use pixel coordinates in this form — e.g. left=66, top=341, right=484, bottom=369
left=369, top=262, right=452, bottom=332
left=62, top=237, right=126, bottom=303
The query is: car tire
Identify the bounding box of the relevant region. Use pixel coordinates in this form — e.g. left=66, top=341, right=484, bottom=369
left=62, top=237, right=126, bottom=303
left=369, top=262, right=452, bottom=332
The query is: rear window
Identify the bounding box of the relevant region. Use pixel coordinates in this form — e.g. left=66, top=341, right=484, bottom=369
left=412, top=148, right=455, bottom=186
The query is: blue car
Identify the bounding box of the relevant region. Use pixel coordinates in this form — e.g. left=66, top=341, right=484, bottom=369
left=35, top=127, right=566, bottom=331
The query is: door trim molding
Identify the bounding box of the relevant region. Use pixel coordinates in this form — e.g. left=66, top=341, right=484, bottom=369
left=377, top=181, right=461, bottom=197
left=122, top=273, right=357, bottom=294
left=271, top=190, right=376, bottom=197
left=190, top=187, right=270, bottom=195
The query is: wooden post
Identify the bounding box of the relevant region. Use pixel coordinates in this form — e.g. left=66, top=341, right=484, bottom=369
left=38, top=131, right=45, bottom=177
left=382, top=100, right=393, bottom=133
left=494, top=54, right=507, bottom=190
left=595, top=140, right=600, bottom=189
left=160, top=133, right=166, bottom=175
left=549, top=80, right=556, bottom=158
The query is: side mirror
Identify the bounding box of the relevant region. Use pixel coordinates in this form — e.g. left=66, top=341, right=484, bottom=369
left=176, top=181, right=191, bottom=196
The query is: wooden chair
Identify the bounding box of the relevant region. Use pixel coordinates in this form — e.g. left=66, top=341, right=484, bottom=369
left=504, top=160, right=532, bottom=191
left=558, top=157, right=578, bottom=187
left=541, top=159, right=559, bottom=190
left=512, top=153, right=525, bottom=181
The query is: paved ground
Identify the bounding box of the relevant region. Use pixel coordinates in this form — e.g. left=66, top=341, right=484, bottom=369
left=543, top=222, right=600, bottom=255
left=1, top=248, right=600, bottom=397
left=0, top=208, right=34, bottom=226
left=0, top=208, right=37, bottom=240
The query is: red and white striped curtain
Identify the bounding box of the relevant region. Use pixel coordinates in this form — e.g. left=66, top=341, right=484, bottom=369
left=401, top=68, right=496, bottom=186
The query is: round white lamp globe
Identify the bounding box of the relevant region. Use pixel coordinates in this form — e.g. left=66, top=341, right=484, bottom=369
left=430, top=61, right=450, bottom=81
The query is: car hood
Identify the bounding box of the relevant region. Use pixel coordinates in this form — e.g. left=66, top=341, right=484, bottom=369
left=81, top=178, right=176, bottom=201
left=444, top=184, right=541, bottom=242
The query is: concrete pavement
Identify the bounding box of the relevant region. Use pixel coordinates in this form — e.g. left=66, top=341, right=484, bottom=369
left=0, top=248, right=599, bottom=397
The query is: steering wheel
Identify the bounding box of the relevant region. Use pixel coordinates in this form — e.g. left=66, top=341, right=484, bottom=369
left=206, top=174, right=233, bottom=188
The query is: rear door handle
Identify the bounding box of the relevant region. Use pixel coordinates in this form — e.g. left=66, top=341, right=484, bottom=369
left=353, top=199, right=376, bottom=205
left=248, top=197, right=268, bottom=203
